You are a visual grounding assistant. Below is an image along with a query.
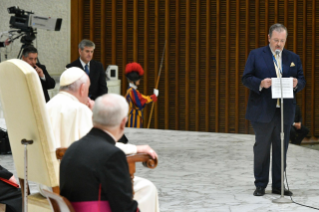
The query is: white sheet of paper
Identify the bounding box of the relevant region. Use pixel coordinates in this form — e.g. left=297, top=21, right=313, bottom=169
left=271, top=78, right=294, bottom=99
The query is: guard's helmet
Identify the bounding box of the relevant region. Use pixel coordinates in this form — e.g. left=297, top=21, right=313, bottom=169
left=125, top=62, right=144, bottom=82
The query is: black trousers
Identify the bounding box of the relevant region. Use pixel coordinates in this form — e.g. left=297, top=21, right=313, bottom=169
left=290, top=125, right=309, bottom=145
left=251, top=109, right=291, bottom=189
left=0, top=181, right=22, bottom=212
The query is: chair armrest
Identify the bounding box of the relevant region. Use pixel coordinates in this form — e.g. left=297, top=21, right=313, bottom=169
left=126, top=153, right=158, bottom=169
left=56, top=147, right=67, bottom=160
left=125, top=153, right=158, bottom=195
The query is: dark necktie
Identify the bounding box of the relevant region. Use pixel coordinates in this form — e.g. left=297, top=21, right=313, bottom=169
left=84, top=64, right=89, bottom=75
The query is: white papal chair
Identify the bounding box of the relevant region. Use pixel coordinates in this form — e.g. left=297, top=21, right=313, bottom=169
left=0, top=59, right=59, bottom=212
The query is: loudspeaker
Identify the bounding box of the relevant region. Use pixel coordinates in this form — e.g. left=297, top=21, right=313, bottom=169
left=106, top=65, right=118, bottom=80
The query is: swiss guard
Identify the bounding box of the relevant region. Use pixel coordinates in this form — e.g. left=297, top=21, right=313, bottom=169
left=125, top=62, right=159, bottom=128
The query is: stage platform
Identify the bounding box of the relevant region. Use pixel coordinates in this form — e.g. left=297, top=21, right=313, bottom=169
left=1, top=128, right=319, bottom=211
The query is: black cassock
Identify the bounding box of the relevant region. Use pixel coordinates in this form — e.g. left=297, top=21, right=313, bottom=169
left=0, top=165, right=22, bottom=212
left=60, top=128, right=139, bottom=212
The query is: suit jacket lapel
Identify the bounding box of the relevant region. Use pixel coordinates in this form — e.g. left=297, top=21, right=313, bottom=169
left=74, top=58, right=84, bottom=70
left=281, top=49, right=290, bottom=77
left=77, top=58, right=92, bottom=77
left=263, top=46, right=277, bottom=78
left=88, top=60, right=94, bottom=78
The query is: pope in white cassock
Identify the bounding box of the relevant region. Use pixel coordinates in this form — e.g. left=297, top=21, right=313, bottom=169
left=46, top=67, right=160, bottom=212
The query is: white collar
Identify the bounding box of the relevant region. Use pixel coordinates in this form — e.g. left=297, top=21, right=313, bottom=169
left=79, top=58, right=90, bottom=68
left=102, top=129, right=117, bottom=143
left=269, top=44, right=283, bottom=58
left=58, top=91, right=80, bottom=103
left=129, top=82, right=137, bottom=90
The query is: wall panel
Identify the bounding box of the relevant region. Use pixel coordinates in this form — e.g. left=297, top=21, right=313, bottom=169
left=71, top=0, right=319, bottom=137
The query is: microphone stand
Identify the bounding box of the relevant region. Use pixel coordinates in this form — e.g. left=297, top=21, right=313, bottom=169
left=272, top=64, right=292, bottom=204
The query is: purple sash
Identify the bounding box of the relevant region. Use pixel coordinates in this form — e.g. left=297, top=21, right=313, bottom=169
left=71, top=201, right=111, bottom=212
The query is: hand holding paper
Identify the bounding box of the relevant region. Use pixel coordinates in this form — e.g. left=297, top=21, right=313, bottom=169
left=261, top=78, right=272, bottom=89
left=293, top=78, right=298, bottom=88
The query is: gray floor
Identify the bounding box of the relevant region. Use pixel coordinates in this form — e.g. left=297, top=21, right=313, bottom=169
left=1, top=128, right=319, bottom=211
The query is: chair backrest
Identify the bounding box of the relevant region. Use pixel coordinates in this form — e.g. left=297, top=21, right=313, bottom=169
left=0, top=59, right=59, bottom=187
left=42, top=189, right=75, bottom=212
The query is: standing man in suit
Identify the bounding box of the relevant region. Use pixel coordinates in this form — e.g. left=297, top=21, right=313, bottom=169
left=66, top=39, right=108, bottom=100
left=242, top=23, right=306, bottom=197
left=21, top=46, right=56, bottom=102
left=290, top=104, right=309, bottom=145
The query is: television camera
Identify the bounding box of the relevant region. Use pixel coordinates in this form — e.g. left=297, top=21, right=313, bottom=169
left=5, top=6, right=63, bottom=58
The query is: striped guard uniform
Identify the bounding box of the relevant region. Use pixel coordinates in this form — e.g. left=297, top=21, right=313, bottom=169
left=125, top=87, right=157, bottom=128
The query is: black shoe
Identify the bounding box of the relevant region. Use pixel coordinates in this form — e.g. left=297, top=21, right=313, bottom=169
left=272, top=187, right=293, bottom=196
left=253, top=187, right=265, bottom=196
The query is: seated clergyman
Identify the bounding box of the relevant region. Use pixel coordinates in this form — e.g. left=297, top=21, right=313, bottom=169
left=60, top=94, right=139, bottom=212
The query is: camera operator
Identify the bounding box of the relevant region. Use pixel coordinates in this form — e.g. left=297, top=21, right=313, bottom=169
left=21, top=46, right=56, bottom=102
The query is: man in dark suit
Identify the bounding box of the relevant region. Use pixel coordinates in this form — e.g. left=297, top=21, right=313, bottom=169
left=0, top=165, right=22, bottom=212
left=21, top=46, right=56, bottom=102
left=66, top=39, right=108, bottom=100
left=290, top=105, right=309, bottom=145
left=242, top=23, right=306, bottom=197
left=60, top=93, right=139, bottom=212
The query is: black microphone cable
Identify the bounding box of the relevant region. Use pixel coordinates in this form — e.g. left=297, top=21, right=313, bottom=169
left=284, top=170, right=319, bottom=210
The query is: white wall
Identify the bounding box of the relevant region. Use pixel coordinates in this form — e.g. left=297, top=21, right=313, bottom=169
left=0, top=0, right=70, bottom=76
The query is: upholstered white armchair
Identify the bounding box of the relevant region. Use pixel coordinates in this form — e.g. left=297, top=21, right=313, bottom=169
left=0, top=59, right=59, bottom=212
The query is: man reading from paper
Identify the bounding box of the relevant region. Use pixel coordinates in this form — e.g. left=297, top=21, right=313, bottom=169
left=47, top=67, right=159, bottom=212
left=242, top=23, right=306, bottom=197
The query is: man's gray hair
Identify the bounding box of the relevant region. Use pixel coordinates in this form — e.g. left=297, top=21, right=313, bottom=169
left=59, top=74, right=88, bottom=92
left=78, top=39, right=95, bottom=50
left=93, top=94, right=129, bottom=128
left=269, top=23, right=288, bottom=38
